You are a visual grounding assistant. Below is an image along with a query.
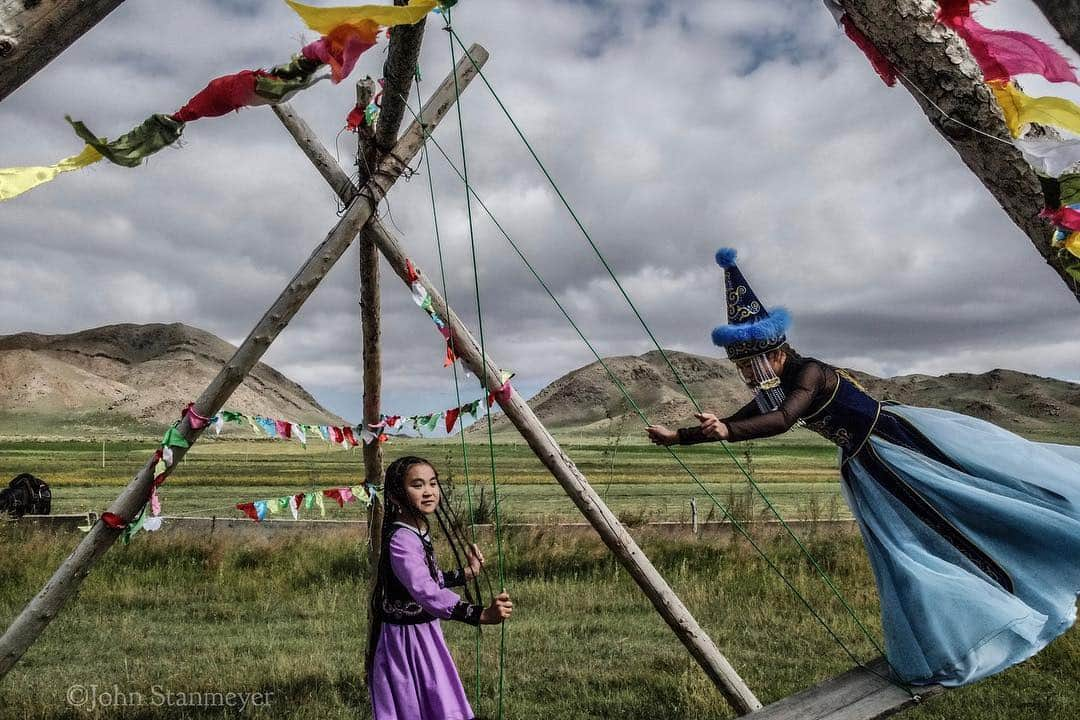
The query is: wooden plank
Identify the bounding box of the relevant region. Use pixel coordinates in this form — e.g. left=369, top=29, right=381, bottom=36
left=752, top=658, right=942, bottom=720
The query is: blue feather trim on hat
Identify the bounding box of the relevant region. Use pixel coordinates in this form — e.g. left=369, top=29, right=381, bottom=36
left=711, top=307, right=791, bottom=347
left=715, top=247, right=738, bottom=268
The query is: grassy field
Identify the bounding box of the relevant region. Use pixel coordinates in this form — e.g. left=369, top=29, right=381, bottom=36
left=0, top=430, right=845, bottom=524
left=2, top=433, right=1076, bottom=718
left=0, top=526, right=1076, bottom=720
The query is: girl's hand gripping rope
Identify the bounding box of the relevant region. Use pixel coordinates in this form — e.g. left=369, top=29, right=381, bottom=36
left=480, top=591, right=513, bottom=625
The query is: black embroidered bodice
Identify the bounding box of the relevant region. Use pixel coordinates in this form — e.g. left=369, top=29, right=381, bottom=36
left=376, top=526, right=480, bottom=626
left=801, top=372, right=881, bottom=457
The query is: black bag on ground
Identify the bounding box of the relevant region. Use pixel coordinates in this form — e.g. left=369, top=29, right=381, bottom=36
left=0, top=473, right=52, bottom=517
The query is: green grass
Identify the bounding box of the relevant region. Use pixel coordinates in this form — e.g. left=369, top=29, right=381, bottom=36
left=0, top=432, right=846, bottom=524
left=1, top=434, right=1076, bottom=717
left=0, top=527, right=1075, bottom=719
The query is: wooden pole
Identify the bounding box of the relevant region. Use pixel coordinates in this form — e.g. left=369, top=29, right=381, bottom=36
left=358, top=0, right=425, bottom=563
left=374, top=0, right=427, bottom=155
left=271, top=66, right=763, bottom=715
left=354, top=79, right=384, bottom=557
left=0, top=47, right=482, bottom=681
left=0, top=0, right=126, bottom=103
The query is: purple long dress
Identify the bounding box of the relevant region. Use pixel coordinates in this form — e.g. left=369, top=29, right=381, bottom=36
left=369, top=524, right=481, bottom=720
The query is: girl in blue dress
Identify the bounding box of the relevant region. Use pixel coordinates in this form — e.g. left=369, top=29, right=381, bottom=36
left=647, top=248, right=1080, bottom=687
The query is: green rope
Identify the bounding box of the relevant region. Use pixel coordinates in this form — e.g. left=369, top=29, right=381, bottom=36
left=414, top=78, right=484, bottom=704
left=446, top=10, right=507, bottom=718
left=445, top=27, right=891, bottom=665
left=397, top=98, right=903, bottom=689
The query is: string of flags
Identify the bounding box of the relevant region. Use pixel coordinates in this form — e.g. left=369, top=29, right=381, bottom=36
left=406, top=259, right=459, bottom=367
left=826, top=0, right=1080, bottom=278
left=235, top=483, right=378, bottom=522
left=92, top=403, right=214, bottom=542
left=0, top=0, right=448, bottom=202
left=211, top=371, right=512, bottom=448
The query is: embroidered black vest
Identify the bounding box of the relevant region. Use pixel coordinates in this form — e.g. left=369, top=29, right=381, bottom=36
left=378, top=528, right=440, bottom=626
left=376, top=526, right=481, bottom=627
left=801, top=372, right=881, bottom=458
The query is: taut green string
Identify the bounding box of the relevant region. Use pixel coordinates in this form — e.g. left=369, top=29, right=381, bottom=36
left=446, top=10, right=507, bottom=719
left=413, top=75, right=484, bottom=704
left=398, top=89, right=900, bottom=689
left=444, top=26, right=892, bottom=668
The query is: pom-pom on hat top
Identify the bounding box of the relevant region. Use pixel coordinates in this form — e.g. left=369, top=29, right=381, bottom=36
left=711, top=248, right=791, bottom=361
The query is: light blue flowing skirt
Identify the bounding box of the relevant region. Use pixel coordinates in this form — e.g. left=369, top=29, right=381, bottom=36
left=843, top=405, right=1080, bottom=686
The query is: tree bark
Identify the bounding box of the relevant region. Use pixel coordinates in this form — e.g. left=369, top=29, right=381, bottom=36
left=841, top=0, right=1080, bottom=301
left=1031, top=0, right=1080, bottom=59
left=0, top=43, right=483, bottom=682
left=374, top=0, right=427, bottom=154
left=0, top=0, right=125, bottom=103
left=354, top=80, right=384, bottom=558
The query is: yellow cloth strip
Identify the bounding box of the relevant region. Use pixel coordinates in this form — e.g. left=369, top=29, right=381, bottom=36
left=285, top=0, right=437, bottom=34
left=990, top=80, right=1080, bottom=138
left=1065, top=232, right=1080, bottom=260
left=0, top=145, right=102, bottom=202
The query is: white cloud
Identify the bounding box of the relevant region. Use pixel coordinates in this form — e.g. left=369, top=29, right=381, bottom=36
left=2, top=0, right=1079, bottom=422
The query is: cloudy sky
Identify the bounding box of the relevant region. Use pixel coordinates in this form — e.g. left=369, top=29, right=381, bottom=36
left=2, top=0, right=1079, bottom=422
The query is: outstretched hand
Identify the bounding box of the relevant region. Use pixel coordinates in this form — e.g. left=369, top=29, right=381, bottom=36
left=695, top=412, right=729, bottom=441
left=646, top=425, right=678, bottom=446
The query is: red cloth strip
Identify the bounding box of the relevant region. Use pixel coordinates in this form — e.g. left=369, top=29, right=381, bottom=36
left=841, top=16, right=896, bottom=87
left=301, top=21, right=379, bottom=83
left=445, top=407, right=461, bottom=433
left=323, top=488, right=346, bottom=507
left=1042, top=205, right=1080, bottom=231
left=173, top=70, right=264, bottom=123
left=100, top=512, right=127, bottom=529
left=183, top=402, right=212, bottom=430
left=346, top=105, right=366, bottom=131
left=236, top=502, right=260, bottom=522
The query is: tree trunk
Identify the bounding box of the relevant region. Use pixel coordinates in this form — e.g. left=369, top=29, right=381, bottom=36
left=0, top=0, right=125, bottom=102
left=374, top=0, right=426, bottom=154
left=841, top=0, right=1080, bottom=301
left=1031, top=0, right=1080, bottom=59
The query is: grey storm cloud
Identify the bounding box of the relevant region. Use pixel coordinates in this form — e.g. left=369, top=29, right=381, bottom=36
left=2, top=0, right=1079, bottom=421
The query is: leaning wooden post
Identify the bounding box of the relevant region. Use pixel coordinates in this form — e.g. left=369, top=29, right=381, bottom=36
left=0, top=0, right=126, bottom=102
left=0, top=47, right=483, bottom=681
left=272, top=57, right=762, bottom=713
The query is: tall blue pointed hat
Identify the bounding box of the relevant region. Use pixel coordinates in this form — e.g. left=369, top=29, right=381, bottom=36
left=711, top=248, right=791, bottom=361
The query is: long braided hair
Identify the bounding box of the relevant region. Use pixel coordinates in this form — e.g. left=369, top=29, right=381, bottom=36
left=365, top=456, right=489, bottom=678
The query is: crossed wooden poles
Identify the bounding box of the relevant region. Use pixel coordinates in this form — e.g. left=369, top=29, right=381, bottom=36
left=0, top=34, right=764, bottom=719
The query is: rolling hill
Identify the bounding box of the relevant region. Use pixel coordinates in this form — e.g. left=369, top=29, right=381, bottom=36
left=488, top=350, right=1080, bottom=442
left=0, top=323, right=345, bottom=438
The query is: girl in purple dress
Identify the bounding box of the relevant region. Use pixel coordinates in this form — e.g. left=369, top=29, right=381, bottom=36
left=367, top=456, right=513, bottom=720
